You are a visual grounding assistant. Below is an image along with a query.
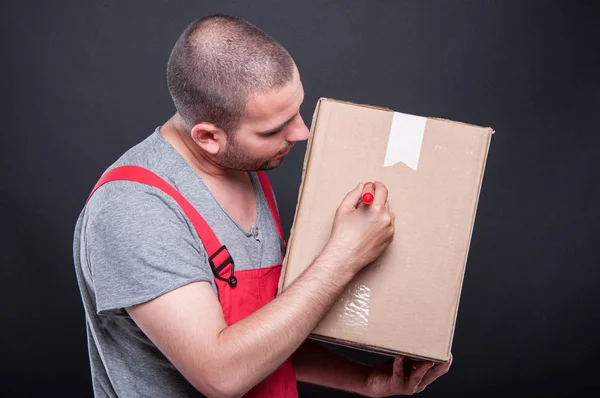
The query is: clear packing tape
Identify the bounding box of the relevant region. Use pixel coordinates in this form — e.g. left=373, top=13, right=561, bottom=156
left=339, top=284, right=371, bottom=329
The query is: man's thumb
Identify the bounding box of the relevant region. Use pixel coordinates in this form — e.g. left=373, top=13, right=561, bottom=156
left=339, top=183, right=364, bottom=211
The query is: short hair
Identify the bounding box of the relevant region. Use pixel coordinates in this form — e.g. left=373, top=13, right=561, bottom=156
left=166, top=14, right=295, bottom=134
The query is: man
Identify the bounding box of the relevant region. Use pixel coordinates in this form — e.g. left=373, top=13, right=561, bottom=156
left=73, top=14, right=451, bottom=397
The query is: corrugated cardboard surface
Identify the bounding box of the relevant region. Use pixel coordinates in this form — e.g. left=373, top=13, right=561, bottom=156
left=279, top=98, right=493, bottom=362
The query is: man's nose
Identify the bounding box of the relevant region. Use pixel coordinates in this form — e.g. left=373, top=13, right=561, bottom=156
left=286, top=117, right=310, bottom=143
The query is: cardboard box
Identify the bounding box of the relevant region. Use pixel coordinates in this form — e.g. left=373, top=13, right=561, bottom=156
left=278, top=98, right=493, bottom=362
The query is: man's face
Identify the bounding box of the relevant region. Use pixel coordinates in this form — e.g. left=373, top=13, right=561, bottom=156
left=215, top=68, right=309, bottom=171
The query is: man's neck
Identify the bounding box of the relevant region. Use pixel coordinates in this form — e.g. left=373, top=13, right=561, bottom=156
left=159, top=114, right=258, bottom=231
left=159, top=114, right=246, bottom=183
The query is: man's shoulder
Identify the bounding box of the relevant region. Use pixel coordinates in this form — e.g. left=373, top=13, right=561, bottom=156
left=110, top=129, right=167, bottom=171
left=79, top=129, right=190, bottom=231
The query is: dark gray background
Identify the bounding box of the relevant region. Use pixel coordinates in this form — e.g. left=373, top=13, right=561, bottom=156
left=1, top=0, right=599, bottom=397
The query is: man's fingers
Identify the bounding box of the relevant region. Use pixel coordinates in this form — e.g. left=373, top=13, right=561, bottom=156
left=408, top=360, right=434, bottom=392
left=392, top=355, right=406, bottom=381
left=371, top=181, right=389, bottom=207
left=414, top=354, right=453, bottom=393
left=339, top=183, right=365, bottom=211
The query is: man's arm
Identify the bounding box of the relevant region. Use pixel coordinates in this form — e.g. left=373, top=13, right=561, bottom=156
left=292, top=340, right=372, bottom=396
left=293, top=340, right=453, bottom=397
left=127, top=182, right=395, bottom=397
left=128, top=249, right=354, bottom=397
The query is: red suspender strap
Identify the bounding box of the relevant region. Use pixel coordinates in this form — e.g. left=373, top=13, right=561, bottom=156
left=256, top=171, right=283, bottom=239
left=86, top=165, right=236, bottom=286
left=256, top=171, right=286, bottom=256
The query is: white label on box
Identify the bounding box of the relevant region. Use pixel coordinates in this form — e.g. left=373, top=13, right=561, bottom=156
left=383, top=112, right=427, bottom=170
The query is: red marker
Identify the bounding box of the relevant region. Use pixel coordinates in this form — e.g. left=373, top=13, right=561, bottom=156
left=362, top=182, right=375, bottom=204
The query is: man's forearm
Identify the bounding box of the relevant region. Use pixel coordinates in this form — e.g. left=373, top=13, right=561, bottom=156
left=293, top=340, right=372, bottom=396
left=214, top=247, right=358, bottom=394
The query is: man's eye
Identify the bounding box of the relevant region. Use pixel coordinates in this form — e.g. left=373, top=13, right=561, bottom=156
left=265, top=129, right=282, bottom=136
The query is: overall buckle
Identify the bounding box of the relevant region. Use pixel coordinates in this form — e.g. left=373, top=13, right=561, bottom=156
left=209, top=245, right=237, bottom=288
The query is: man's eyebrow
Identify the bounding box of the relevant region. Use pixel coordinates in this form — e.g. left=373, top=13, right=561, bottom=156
left=259, top=115, right=295, bottom=135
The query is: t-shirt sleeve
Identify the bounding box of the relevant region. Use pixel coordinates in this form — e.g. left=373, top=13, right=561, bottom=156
left=85, top=188, right=213, bottom=315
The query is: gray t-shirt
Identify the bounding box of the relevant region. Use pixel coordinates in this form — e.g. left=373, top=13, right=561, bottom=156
left=73, top=129, right=283, bottom=397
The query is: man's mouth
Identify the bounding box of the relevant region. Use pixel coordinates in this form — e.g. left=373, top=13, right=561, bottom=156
left=277, top=145, right=293, bottom=157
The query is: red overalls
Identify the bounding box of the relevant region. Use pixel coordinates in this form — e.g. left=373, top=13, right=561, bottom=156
left=88, top=165, right=298, bottom=397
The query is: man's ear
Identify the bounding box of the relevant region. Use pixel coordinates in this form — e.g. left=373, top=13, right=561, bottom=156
left=190, top=122, right=226, bottom=155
